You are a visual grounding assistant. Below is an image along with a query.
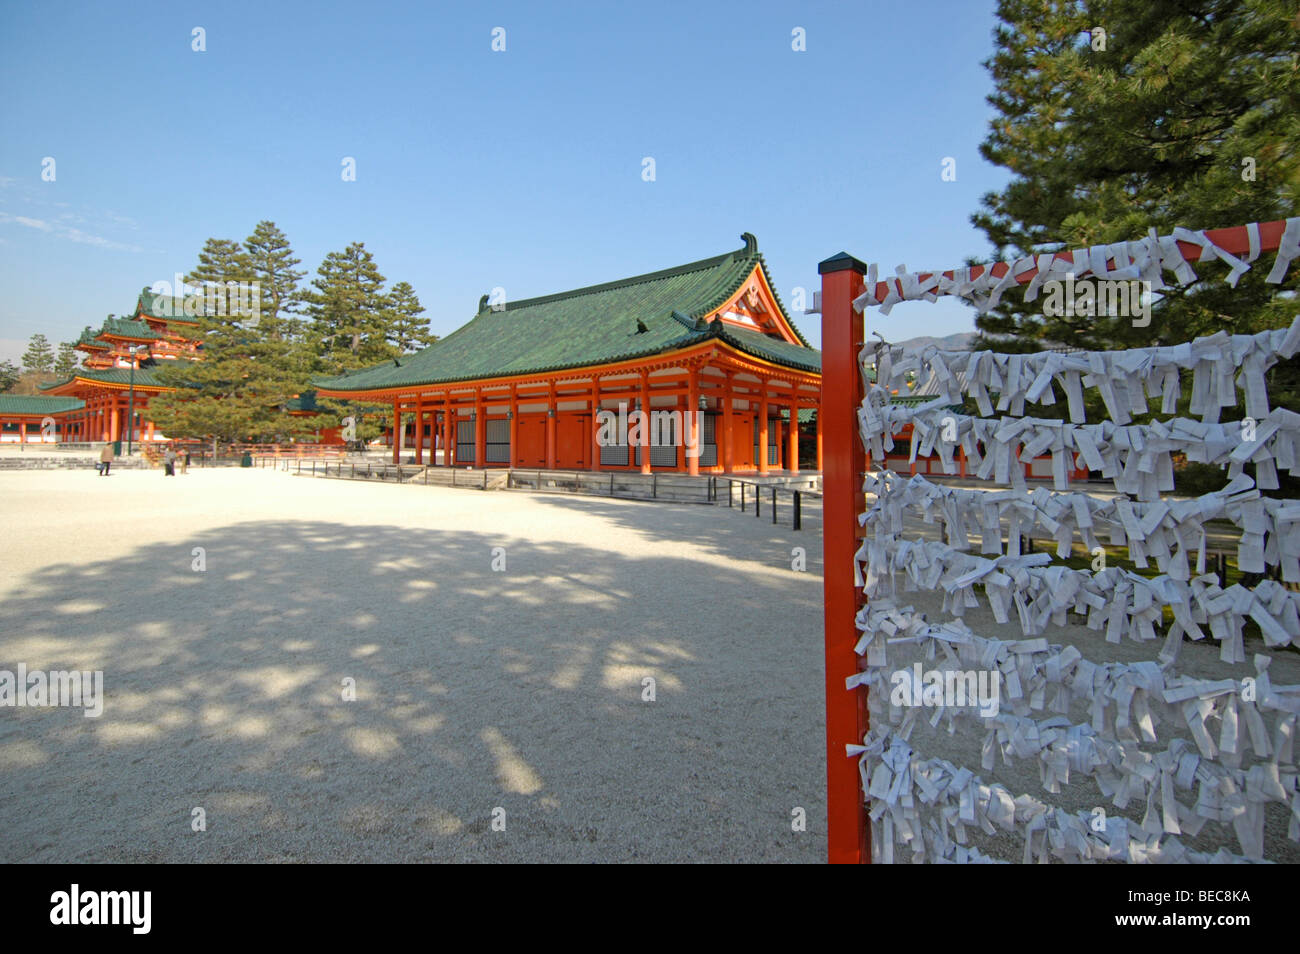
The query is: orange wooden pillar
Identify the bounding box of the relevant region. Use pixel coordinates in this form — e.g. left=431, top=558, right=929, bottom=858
left=686, top=367, right=699, bottom=477
left=638, top=371, right=651, bottom=474
left=414, top=403, right=424, bottom=464
left=788, top=403, right=800, bottom=474
left=509, top=385, right=518, bottom=467
left=590, top=377, right=602, bottom=473
left=758, top=384, right=769, bottom=475
left=816, top=409, right=823, bottom=472
left=545, top=381, right=557, bottom=471
left=442, top=404, right=452, bottom=466
left=392, top=401, right=401, bottom=464
left=722, top=372, right=734, bottom=473
left=475, top=390, right=486, bottom=467
left=819, top=250, right=870, bottom=864
left=109, top=397, right=120, bottom=443
left=448, top=404, right=457, bottom=467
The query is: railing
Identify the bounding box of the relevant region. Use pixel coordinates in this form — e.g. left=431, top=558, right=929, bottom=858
left=281, top=461, right=820, bottom=527
left=718, top=477, right=820, bottom=531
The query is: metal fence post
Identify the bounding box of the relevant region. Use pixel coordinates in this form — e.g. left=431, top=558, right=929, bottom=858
left=772, top=487, right=777, bottom=524
left=794, top=490, right=802, bottom=531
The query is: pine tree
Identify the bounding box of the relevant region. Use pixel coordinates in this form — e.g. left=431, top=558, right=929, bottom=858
left=22, top=334, right=54, bottom=373
left=181, top=238, right=254, bottom=320
left=243, top=220, right=305, bottom=340
left=385, top=281, right=437, bottom=353
left=306, top=242, right=395, bottom=373
left=150, top=235, right=315, bottom=448
left=973, top=0, right=1299, bottom=352
left=303, top=242, right=399, bottom=442
left=54, top=341, right=79, bottom=376
left=0, top=360, right=20, bottom=392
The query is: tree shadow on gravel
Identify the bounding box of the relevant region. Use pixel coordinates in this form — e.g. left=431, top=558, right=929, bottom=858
left=0, top=518, right=825, bottom=863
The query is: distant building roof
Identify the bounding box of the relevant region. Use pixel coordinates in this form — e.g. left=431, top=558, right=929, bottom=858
left=0, top=395, right=84, bottom=415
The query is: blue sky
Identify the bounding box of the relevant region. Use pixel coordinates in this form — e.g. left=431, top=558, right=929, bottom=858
left=0, top=0, right=1009, bottom=364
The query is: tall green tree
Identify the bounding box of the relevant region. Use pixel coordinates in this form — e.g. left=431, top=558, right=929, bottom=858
left=385, top=281, right=436, bottom=353
left=973, top=0, right=1300, bottom=352
left=150, top=235, right=315, bottom=448
left=54, top=341, right=79, bottom=376
left=303, top=242, right=397, bottom=442
left=239, top=220, right=320, bottom=428
left=22, top=334, right=54, bottom=373
left=243, top=220, right=305, bottom=341
left=184, top=238, right=254, bottom=318
left=306, top=242, right=395, bottom=372
left=0, top=360, right=20, bottom=392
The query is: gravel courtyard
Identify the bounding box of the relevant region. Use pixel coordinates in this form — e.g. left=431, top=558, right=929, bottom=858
left=0, top=467, right=826, bottom=863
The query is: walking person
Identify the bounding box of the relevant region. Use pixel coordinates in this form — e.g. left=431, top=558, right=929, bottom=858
left=99, top=441, right=114, bottom=476
left=163, top=445, right=177, bottom=477
left=181, top=448, right=191, bottom=475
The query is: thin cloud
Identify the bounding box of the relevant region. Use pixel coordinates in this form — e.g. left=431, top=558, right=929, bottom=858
left=0, top=211, right=142, bottom=252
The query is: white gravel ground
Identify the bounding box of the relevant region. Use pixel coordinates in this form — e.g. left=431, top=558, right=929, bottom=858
left=0, top=467, right=827, bottom=863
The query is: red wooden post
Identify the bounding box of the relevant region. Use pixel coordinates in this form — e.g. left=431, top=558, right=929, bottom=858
left=546, top=380, right=557, bottom=471
left=687, top=366, right=700, bottom=477
left=414, top=404, right=424, bottom=465
left=591, top=376, right=603, bottom=473
left=392, top=400, right=401, bottom=464
left=638, top=372, right=651, bottom=475
left=475, top=390, right=487, bottom=468
left=819, top=251, right=870, bottom=864
left=509, top=385, right=519, bottom=468
left=788, top=403, right=800, bottom=474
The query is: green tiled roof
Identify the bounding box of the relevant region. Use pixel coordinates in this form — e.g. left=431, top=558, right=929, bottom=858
left=712, top=323, right=820, bottom=372
left=891, top=394, right=946, bottom=408
left=137, top=288, right=201, bottom=324
left=0, top=395, right=84, bottom=415
left=96, top=317, right=156, bottom=342
left=287, top=390, right=322, bottom=412
left=75, top=326, right=109, bottom=350
left=315, top=235, right=819, bottom=393
left=39, top=365, right=172, bottom=390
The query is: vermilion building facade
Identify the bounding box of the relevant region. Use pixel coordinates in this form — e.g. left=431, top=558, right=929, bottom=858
left=40, top=290, right=200, bottom=443
left=315, top=234, right=823, bottom=474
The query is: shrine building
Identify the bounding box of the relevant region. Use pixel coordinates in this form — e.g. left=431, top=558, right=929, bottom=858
left=38, top=289, right=200, bottom=443
left=313, top=234, right=823, bottom=474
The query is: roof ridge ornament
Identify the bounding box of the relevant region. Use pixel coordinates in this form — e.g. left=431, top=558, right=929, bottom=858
left=741, top=232, right=758, bottom=256
left=478, top=294, right=490, bottom=315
